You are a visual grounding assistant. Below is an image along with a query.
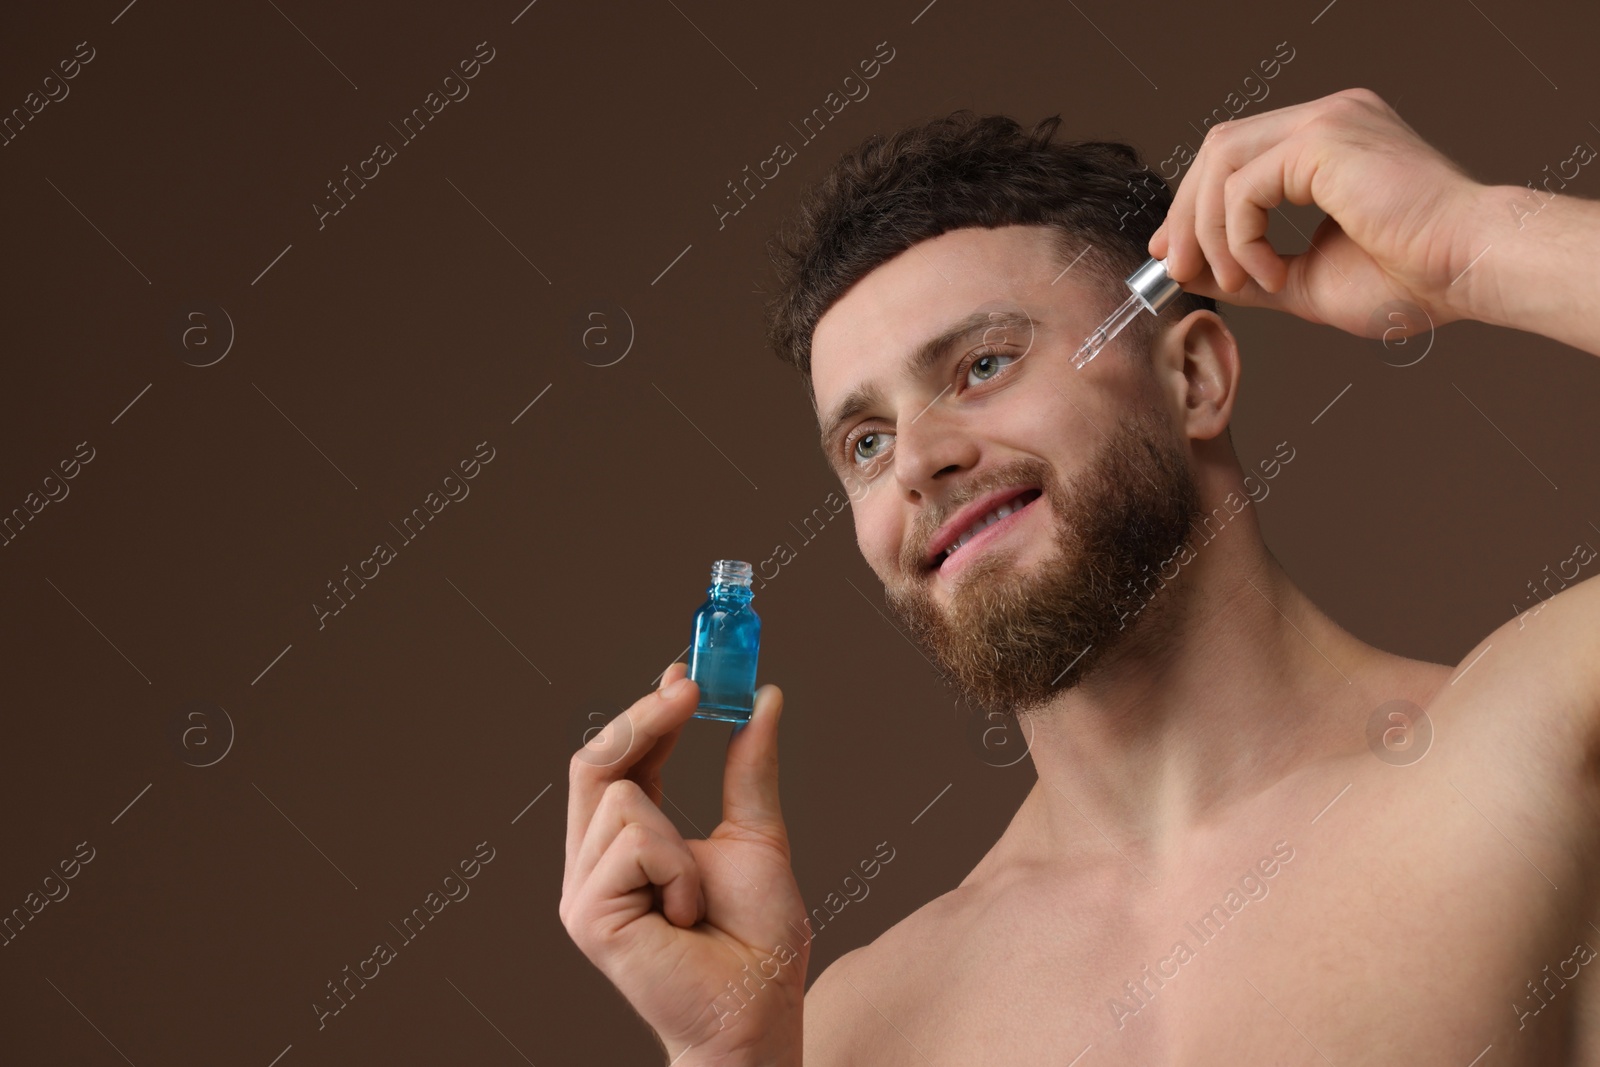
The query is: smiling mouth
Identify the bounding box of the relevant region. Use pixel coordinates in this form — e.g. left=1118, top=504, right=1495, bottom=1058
left=928, top=487, right=1045, bottom=573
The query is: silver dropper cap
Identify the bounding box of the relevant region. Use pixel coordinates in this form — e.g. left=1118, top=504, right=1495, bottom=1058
left=1125, top=257, right=1180, bottom=314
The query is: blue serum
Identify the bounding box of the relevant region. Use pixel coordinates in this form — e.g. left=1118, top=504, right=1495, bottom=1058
left=688, top=560, right=762, bottom=724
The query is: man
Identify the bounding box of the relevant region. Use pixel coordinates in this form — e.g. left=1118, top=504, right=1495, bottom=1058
left=561, top=88, right=1600, bottom=1065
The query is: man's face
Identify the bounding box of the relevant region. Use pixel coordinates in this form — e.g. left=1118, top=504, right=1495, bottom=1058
left=810, top=225, right=1201, bottom=716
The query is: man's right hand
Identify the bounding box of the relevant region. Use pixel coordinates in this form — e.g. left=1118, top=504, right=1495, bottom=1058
left=561, top=663, right=808, bottom=1065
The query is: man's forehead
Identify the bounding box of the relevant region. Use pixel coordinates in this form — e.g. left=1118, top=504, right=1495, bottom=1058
left=813, top=226, right=1055, bottom=354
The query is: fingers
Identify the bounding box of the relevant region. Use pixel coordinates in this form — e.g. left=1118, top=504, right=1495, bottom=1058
left=570, top=822, right=704, bottom=942
left=1191, top=152, right=1248, bottom=292
left=572, top=777, right=699, bottom=907
left=1155, top=116, right=1279, bottom=279
left=1223, top=151, right=1290, bottom=293
left=1151, top=98, right=1337, bottom=291
left=629, top=664, right=696, bottom=806
left=565, top=663, right=699, bottom=875
left=721, top=684, right=787, bottom=834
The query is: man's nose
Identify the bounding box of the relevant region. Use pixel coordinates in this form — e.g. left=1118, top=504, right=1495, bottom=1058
left=894, top=402, right=978, bottom=500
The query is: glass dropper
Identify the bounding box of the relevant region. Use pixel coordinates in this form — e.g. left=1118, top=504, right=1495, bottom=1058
left=1071, top=256, right=1182, bottom=370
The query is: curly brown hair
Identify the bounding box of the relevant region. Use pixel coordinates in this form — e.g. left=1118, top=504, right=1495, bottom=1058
left=762, top=110, right=1218, bottom=404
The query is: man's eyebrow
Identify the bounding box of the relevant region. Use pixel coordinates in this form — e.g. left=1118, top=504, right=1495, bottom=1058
left=818, top=308, right=1034, bottom=458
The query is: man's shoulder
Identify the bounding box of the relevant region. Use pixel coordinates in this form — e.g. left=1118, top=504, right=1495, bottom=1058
left=1428, top=570, right=1600, bottom=783
left=802, top=944, right=872, bottom=1067
left=802, top=886, right=983, bottom=1062
left=805, top=882, right=980, bottom=994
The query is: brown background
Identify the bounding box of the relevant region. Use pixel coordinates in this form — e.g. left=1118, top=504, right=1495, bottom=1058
left=3, top=0, right=1599, bottom=1062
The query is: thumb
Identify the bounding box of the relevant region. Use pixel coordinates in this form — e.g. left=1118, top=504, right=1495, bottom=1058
left=721, top=683, right=786, bottom=832
left=1173, top=256, right=1322, bottom=323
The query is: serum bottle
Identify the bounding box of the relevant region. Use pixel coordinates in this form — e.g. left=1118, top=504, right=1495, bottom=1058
left=688, top=560, right=761, bottom=724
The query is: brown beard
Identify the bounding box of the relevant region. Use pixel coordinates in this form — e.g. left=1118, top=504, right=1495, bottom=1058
left=883, top=407, right=1201, bottom=718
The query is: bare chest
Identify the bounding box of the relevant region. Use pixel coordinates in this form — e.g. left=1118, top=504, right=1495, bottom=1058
left=842, top=754, right=1600, bottom=1066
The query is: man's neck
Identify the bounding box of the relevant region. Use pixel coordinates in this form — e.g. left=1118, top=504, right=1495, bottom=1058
left=1016, top=507, right=1439, bottom=881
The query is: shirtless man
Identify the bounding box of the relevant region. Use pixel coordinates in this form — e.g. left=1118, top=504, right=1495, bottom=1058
left=561, top=88, right=1600, bottom=1065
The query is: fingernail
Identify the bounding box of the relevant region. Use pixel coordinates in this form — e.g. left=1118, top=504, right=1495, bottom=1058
left=660, top=677, right=687, bottom=699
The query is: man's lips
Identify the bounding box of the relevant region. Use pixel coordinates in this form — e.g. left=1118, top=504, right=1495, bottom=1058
left=923, top=485, right=1044, bottom=571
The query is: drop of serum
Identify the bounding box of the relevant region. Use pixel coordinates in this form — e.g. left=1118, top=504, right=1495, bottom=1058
left=688, top=560, right=762, bottom=724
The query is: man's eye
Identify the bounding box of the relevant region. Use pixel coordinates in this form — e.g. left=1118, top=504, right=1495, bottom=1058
left=851, top=429, right=894, bottom=467
left=966, top=350, right=1017, bottom=387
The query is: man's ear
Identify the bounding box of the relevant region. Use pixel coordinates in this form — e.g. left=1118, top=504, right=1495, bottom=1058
left=1152, top=310, right=1240, bottom=443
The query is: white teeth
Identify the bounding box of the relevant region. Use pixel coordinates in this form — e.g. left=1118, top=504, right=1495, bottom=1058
left=941, top=498, right=1026, bottom=562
